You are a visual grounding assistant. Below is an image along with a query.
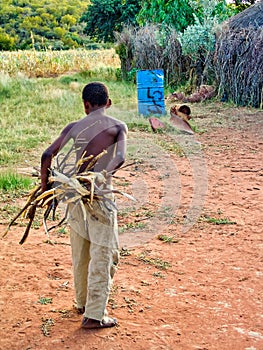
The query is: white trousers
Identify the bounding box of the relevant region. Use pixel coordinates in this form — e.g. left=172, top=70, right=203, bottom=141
left=67, top=198, right=119, bottom=321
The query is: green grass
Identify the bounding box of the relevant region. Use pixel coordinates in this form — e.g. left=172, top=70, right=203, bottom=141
left=126, top=121, right=152, bottom=132
left=201, top=215, right=237, bottom=225
left=0, top=171, right=33, bottom=191
left=137, top=252, right=171, bottom=270
left=0, top=69, right=138, bottom=168
left=157, top=234, right=180, bottom=243
left=154, top=137, right=185, bottom=156
left=119, top=221, right=147, bottom=233
left=38, top=297, right=53, bottom=305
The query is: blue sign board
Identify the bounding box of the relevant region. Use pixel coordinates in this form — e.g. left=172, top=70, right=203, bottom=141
left=136, top=69, right=166, bottom=116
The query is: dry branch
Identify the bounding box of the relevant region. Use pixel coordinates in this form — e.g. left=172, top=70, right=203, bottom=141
left=3, top=152, right=136, bottom=245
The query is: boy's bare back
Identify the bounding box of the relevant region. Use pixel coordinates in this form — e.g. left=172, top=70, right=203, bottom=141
left=41, top=83, right=127, bottom=192
left=69, top=108, right=127, bottom=173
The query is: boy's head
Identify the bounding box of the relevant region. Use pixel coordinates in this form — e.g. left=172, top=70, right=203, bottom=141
left=82, top=82, right=109, bottom=107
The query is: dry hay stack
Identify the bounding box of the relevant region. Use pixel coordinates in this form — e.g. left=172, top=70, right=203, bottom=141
left=215, top=1, right=263, bottom=108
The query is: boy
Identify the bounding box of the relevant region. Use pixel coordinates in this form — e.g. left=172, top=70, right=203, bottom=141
left=41, top=82, right=128, bottom=329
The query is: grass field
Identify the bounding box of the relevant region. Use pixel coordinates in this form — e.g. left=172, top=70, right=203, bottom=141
left=0, top=49, right=147, bottom=173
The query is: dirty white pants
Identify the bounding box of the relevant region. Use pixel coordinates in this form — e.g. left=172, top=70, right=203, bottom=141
left=67, top=198, right=119, bottom=321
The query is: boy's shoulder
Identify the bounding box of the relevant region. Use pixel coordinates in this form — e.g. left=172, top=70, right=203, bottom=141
left=73, top=111, right=127, bottom=134
left=94, top=111, right=128, bottom=132
left=108, top=115, right=128, bottom=134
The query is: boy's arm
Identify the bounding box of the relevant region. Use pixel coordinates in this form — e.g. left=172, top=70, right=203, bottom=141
left=105, top=124, right=128, bottom=175
left=41, top=123, right=75, bottom=192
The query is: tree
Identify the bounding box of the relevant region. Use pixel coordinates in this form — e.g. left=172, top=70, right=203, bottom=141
left=80, top=0, right=141, bottom=42
left=178, top=0, right=230, bottom=86
left=137, top=0, right=233, bottom=32
left=0, top=0, right=90, bottom=50
left=80, top=0, right=122, bottom=42
left=0, top=29, right=15, bottom=50
left=137, top=0, right=195, bottom=32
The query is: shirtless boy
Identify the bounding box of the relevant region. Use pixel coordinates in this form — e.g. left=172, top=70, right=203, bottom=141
left=41, top=82, right=128, bottom=329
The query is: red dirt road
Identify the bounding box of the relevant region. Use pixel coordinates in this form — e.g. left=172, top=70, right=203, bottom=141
left=0, top=104, right=262, bottom=350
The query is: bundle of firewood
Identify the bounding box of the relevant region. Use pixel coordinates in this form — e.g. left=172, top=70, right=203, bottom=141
left=3, top=151, right=135, bottom=244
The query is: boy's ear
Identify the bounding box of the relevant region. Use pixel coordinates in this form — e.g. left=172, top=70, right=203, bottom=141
left=83, top=100, right=92, bottom=114
left=106, top=98, right=112, bottom=109
left=83, top=100, right=90, bottom=108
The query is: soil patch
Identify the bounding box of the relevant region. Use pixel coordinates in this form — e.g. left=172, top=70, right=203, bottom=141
left=1, top=103, right=262, bottom=350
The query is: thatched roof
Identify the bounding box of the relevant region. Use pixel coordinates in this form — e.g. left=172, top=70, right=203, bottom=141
left=215, top=1, right=263, bottom=108
left=228, top=1, right=263, bottom=30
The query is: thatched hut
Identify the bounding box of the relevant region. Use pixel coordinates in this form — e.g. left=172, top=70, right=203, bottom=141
left=215, top=1, right=263, bottom=108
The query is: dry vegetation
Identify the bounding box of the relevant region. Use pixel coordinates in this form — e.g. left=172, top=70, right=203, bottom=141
left=0, top=49, right=120, bottom=78
left=215, top=28, right=263, bottom=108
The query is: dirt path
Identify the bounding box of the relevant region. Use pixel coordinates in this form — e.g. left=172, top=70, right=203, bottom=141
left=0, top=104, right=262, bottom=350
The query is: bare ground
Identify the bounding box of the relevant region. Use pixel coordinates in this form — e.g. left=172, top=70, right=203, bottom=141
left=0, top=103, right=263, bottom=350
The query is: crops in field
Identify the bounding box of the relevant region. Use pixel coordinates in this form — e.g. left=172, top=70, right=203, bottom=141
left=0, top=49, right=120, bottom=78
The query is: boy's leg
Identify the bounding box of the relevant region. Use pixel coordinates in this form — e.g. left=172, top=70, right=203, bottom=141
left=70, top=227, right=90, bottom=311
left=83, top=244, right=119, bottom=321
left=82, top=199, right=119, bottom=328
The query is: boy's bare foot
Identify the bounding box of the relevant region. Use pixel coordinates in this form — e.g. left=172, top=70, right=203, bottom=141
left=81, top=316, right=117, bottom=329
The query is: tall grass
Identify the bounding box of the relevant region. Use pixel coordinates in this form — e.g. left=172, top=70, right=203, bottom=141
left=0, top=49, right=120, bottom=78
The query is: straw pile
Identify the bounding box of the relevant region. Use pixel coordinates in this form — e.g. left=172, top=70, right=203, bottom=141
left=215, top=2, right=263, bottom=108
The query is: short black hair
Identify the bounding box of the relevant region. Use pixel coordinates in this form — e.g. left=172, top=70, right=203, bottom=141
left=82, top=82, right=109, bottom=106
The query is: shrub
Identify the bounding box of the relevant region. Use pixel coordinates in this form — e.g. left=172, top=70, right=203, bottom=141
left=115, top=24, right=183, bottom=86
